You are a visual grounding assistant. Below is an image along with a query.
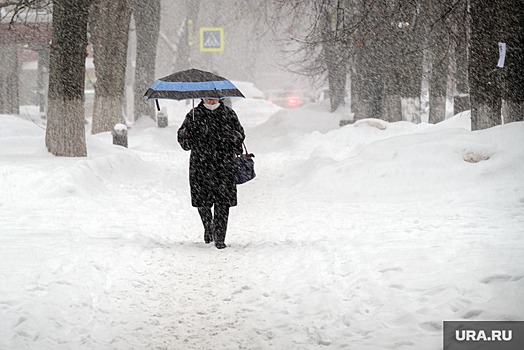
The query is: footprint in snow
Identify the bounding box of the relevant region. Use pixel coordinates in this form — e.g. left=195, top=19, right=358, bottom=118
left=388, top=284, right=404, bottom=290
left=419, top=321, right=442, bottom=332
left=14, top=316, right=27, bottom=327
left=379, top=267, right=403, bottom=273
left=463, top=309, right=483, bottom=319
left=480, top=274, right=524, bottom=284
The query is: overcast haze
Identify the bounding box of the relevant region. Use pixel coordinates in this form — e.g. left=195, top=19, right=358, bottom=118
left=155, top=1, right=311, bottom=92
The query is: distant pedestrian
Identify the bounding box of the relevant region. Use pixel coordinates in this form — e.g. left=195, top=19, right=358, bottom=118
left=177, top=98, right=245, bottom=249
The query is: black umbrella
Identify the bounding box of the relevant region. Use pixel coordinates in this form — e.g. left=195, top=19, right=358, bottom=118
left=144, top=68, right=245, bottom=102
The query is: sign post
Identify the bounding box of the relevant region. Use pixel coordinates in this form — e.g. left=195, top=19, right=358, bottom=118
left=199, top=27, right=224, bottom=52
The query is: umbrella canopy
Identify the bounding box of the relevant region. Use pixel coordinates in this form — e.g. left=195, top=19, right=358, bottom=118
left=144, top=68, right=245, bottom=101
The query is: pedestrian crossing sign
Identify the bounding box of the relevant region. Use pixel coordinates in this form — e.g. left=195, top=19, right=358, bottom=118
left=200, top=27, right=224, bottom=52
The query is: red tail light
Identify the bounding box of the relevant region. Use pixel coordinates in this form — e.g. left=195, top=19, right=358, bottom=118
left=287, top=96, right=300, bottom=107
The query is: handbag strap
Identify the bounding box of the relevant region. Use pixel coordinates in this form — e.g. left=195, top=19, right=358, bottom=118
left=242, top=142, right=254, bottom=158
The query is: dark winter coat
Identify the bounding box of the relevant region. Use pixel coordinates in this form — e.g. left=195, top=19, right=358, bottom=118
left=177, top=101, right=245, bottom=207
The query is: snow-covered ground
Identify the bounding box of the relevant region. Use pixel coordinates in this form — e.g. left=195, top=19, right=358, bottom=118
left=1, top=101, right=523, bottom=349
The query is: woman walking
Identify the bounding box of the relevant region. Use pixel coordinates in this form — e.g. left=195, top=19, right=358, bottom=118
left=177, top=98, right=245, bottom=249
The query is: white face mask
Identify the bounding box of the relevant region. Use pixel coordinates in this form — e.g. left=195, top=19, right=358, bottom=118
left=203, top=102, right=220, bottom=111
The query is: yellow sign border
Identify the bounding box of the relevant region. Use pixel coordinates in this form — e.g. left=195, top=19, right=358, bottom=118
left=199, top=27, right=224, bottom=52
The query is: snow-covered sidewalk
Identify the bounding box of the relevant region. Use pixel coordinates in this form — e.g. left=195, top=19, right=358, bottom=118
left=1, top=105, right=523, bottom=349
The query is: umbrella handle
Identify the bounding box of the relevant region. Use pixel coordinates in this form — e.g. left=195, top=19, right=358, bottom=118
left=155, top=99, right=160, bottom=111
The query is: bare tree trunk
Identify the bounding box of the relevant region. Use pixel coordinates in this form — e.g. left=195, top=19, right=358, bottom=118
left=429, top=52, right=447, bottom=123
left=352, top=1, right=385, bottom=120
left=90, top=0, right=133, bottom=134
left=132, top=0, right=160, bottom=121
left=446, top=17, right=458, bottom=120
left=428, top=1, right=447, bottom=124
left=468, top=0, right=502, bottom=130
left=350, top=3, right=366, bottom=121
left=45, top=0, right=89, bottom=157
left=328, top=61, right=347, bottom=112
left=350, top=62, right=364, bottom=120
left=420, top=37, right=431, bottom=123
left=452, top=0, right=470, bottom=116
left=353, top=48, right=384, bottom=120
left=500, top=0, right=524, bottom=124
left=321, top=2, right=349, bottom=113
left=383, top=2, right=403, bottom=122
left=0, top=44, right=19, bottom=115
left=174, top=0, right=202, bottom=71
left=398, top=2, right=423, bottom=123
left=37, top=45, right=50, bottom=118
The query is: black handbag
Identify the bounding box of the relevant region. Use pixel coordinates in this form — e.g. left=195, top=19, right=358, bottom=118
left=234, top=143, right=256, bottom=185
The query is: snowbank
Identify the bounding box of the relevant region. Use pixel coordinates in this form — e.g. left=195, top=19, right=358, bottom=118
left=0, top=105, right=523, bottom=350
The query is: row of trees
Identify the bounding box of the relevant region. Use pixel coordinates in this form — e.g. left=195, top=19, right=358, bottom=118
left=1, top=0, right=160, bottom=156
left=267, top=0, right=524, bottom=129
left=1, top=0, right=523, bottom=157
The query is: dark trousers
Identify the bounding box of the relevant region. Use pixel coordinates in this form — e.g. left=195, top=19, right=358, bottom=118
left=197, top=205, right=230, bottom=243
